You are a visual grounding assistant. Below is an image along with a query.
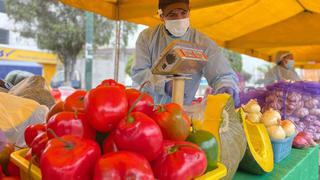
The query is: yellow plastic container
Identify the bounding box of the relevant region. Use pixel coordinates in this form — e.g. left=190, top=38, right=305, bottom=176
left=196, top=163, right=227, bottom=180
left=10, top=149, right=41, bottom=180
left=11, top=148, right=226, bottom=180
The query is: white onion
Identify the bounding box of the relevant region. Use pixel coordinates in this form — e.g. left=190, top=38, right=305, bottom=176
left=261, top=109, right=281, bottom=127
left=242, top=99, right=261, bottom=113
left=267, top=125, right=286, bottom=140
left=246, top=112, right=262, bottom=123
left=280, top=120, right=296, bottom=137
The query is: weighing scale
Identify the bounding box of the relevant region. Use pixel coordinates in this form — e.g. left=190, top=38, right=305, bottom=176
left=152, top=40, right=208, bottom=105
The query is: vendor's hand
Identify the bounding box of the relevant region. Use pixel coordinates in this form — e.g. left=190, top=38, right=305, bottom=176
left=216, top=87, right=240, bottom=107
left=165, top=80, right=173, bottom=97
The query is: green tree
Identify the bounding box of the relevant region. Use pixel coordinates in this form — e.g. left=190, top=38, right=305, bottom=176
left=221, top=48, right=243, bottom=73
left=255, top=64, right=273, bottom=84
left=125, top=54, right=134, bottom=77
left=221, top=48, right=252, bottom=82
left=5, top=0, right=137, bottom=83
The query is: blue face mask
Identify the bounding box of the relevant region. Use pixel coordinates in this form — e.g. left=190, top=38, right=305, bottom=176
left=286, top=60, right=294, bottom=69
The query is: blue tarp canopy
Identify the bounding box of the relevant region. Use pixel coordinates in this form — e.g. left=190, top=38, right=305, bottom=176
left=0, top=60, right=43, bottom=79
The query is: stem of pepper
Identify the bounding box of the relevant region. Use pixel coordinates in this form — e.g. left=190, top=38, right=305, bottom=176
left=127, top=93, right=144, bottom=123
left=127, top=81, right=152, bottom=123
left=14, top=144, right=27, bottom=150
left=47, top=129, right=74, bottom=150
left=190, top=118, right=197, bottom=134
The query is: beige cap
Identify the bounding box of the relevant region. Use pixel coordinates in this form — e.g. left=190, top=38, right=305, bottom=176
left=158, top=1, right=189, bottom=16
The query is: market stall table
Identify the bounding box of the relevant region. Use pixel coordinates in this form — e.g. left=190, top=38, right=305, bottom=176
left=234, top=146, right=319, bottom=180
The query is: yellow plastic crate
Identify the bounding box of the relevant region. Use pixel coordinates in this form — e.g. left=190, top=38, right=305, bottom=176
left=10, top=149, right=41, bottom=180
left=11, top=148, right=226, bottom=180
left=196, top=163, right=227, bottom=180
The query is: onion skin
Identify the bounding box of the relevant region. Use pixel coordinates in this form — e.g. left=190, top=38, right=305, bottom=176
left=280, top=120, right=296, bottom=137
left=243, top=99, right=261, bottom=113
left=261, top=109, right=281, bottom=127
left=267, top=125, right=286, bottom=140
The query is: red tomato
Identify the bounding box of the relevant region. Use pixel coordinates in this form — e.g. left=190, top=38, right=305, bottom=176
left=85, top=86, right=128, bottom=133
left=102, top=132, right=118, bottom=154
left=6, top=160, right=20, bottom=178
left=40, top=135, right=101, bottom=180
left=47, top=112, right=96, bottom=140
left=114, top=112, right=163, bottom=161
left=152, top=103, right=191, bottom=141
left=97, top=79, right=125, bottom=90
left=152, top=140, right=207, bottom=180
left=24, top=124, right=46, bottom=147
left=30, top=132, right=48, bottom=158
left=46, top=101, right=64, bottom=122
left=64, top=90, right=87, bottom=113
left=126, top=89, right=154, bottom=117
left=93, top=151, right=154, bottom=180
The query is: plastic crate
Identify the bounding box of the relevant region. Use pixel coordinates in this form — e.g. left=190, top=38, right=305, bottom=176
left=11, top=148, right=227, bottom=180
left=10, top=149, right=41, bottom=180
left=271, top=134, right=295, bottom=163
left=196, top=163, right=227, bottom=180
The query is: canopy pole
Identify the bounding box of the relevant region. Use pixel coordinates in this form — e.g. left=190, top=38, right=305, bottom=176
left=114, top=1, right=121, bottom=81
left=85, top=12, right=94, bottom=90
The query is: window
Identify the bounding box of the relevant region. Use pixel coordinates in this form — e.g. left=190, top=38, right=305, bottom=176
left=0, top=28, right=9, bottom=44
left=0, top=0, right=5, bottom=13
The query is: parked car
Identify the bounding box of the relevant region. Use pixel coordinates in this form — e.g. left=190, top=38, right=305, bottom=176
left=50, top=70, right=81, bottom=89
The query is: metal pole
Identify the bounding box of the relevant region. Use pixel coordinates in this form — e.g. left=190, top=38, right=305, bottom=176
left=85, top=12, right=94, bottom=90
left=114, top=20, right=121, bottom=81
left=114, top=1, right=121, bottom=81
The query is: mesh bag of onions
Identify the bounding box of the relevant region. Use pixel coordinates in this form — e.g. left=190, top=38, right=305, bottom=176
left=240, top=87, right=267, bottom=107
left=264, top=81, right=320, bottom=141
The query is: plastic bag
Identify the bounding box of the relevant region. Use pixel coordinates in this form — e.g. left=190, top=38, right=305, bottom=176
left=0, top=92, right=48, bottom=147
left=9, top=76, right=55, bottom=108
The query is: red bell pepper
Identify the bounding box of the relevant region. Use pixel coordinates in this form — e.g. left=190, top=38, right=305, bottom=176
left=114, top=112, right=163, bottom=161
left=85, top=86, right=128, bottom=133
left=64, top=90, right=87, bottom=113
left=93, top=151, right=154, bottom=180
left=46, top=101, right=64, bottom=122
left=152, top=103, right=191, bottom=141
left=24, top=123, right=46, bottom=147
left=30, top=132, right=48, bottom=158
left=47, top=111, right=96, bottom=140
left=126, top=88, right=154, bottom=117
left=40, top=135, right=101, bottom=180
left=152, top=140, right=207, bottom=180
left=102, top=132, right=118, bottom=154
left=96, top=79, right=125, bottom=91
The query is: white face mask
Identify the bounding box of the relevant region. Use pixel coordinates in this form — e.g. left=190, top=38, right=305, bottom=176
left=164, top=18, right=190, bottom=37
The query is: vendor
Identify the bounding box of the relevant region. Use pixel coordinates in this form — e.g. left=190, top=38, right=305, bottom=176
left=264, top=51, right=300, bottom=85
left=131, top=0, right=240, bottom=106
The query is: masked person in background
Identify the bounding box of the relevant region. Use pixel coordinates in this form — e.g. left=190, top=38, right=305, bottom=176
left=131, top=0, right=240, bottom=106
left=264, top=51, right=300, bottom=85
